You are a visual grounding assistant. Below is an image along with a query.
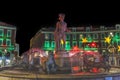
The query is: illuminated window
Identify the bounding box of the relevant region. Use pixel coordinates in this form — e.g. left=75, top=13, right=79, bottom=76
left=44, top=41, right=50, bottom=47
left=79, top=34, right=83, bottom=40
left=51, top=41, right=55, bottom=48
left=118, top=41, right=120, bottom=45
left=6, top=39, right=11, bottom=46
left=0, top=39, right=3, bottom=46
left=116, top=32, right=120, bottom=37
left=79, top=41, right=82, bottom=47
left=0, top=29, right=4, bottom=36
left=7, top=30, right=11, bottom=37
left=87, top=34, right=92, bottom=42
left=72, top=41, right=77, bottom=46
left=45, top=34, right=50, bottom=40
left=65, top=41, right=70, bottom=48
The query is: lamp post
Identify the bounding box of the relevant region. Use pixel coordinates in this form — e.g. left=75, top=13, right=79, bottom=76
left=109, top=32, right=115, bottom=65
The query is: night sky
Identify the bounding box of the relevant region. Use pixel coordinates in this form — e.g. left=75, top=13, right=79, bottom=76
left=0, top=1, right=120, bottom=55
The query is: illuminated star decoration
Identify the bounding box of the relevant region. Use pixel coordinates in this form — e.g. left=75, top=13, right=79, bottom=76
left=82, top=38, right=88, bottom=43
left=118, top=45, right=120, bottom=51
left=61, top=39, right=64, bottom=45
left=104, top=36, right=111, bottom=44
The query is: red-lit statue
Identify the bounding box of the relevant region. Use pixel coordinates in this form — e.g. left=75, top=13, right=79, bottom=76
left=54, top=13, right=67, bottom=53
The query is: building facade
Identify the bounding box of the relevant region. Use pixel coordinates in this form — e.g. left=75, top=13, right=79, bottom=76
left=0, top=22, right=19, bottom=67
left=30, top=24, right=120, bottom=54
left=30, top=24, right=120, bottom=67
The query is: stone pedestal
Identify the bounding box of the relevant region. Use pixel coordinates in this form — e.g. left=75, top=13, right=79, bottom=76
left=55, top=51, right=70, bottom=68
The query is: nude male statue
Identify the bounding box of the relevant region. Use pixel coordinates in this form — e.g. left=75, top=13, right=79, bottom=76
left=54, top=13, right=68, bottom=53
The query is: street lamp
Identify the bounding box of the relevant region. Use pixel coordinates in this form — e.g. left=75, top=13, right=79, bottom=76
left=110, top=32, right=113, bottom=37
left=109, top=32, right=115, bottom=65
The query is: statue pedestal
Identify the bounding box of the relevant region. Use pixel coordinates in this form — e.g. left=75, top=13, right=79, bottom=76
left=55, top=50, right=70, bottom=69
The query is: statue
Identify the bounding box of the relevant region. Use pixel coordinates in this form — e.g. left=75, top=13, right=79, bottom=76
left=54, top=13, right=68, bottom=53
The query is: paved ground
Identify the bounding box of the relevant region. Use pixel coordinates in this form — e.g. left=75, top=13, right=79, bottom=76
left=0, top=66, right=120, bottom=80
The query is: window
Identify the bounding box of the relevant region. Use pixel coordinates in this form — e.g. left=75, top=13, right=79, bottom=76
left=66, top=34, right=70, bottom=40
left=51, top=41, right=55, bottom=48
left=5, top=52, right=10, bottom=59
left=51, top=34, right=54, bottom=40
left=116, top=41, right=118, bottom=45
left=101, top=33, right=105, bottom=39
left=72, top=34, right=76, bottom=40
left=100, top=26, right=104, bottom=30
left=115, top=32, right=120, bottom=37
left=72, top=41, right=77, bottom=46
left=79, top=41, right=82, bottom=47
left=0, top=29, right=3, bottom=36
left=65, top=41, right=70, bottom=48
left=44, top=41, right=50, bottom=47
left=86, top=27, right=90, bottom=32
left=6, top=39, right=11, bottom=46
left=7, top=30, right=11, bottom=37
left=0, top=39, right=3, bottom=46
left=79, top=34, right=83, bottom=40
left=93, top=34, right=98, bottom=39
left=119, top=32, right=120, bottom=37
left=45, top=34, right=50, bottom=40
left=101, top=41, right=106, bottom=47
left=87, top=34, right=92, bottom=42
left=115, top=24, right=120, bottom=29
left=72, top=28, right=76, bottom=32
left=118, top=41, right=120, bottom=45
left=86, top=34, right=91, bottom=38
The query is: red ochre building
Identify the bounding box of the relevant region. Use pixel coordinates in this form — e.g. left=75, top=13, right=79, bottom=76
left=0, top=22, right=19, bottom=67
left=30, top=24, right=120, bottom=66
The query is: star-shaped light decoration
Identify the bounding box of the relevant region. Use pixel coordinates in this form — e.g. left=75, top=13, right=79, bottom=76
left=60, top=39, right=64, bottom=45
left=82, top=38, right=88, bottom=43
left=118, top=45, right=120, bottom=51
left=104, top=36, right=111, bottom=44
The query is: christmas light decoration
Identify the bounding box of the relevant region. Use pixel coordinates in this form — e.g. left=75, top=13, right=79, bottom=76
left=104, top=36, right=111, bottom=44
left=82, top=38, right=88, bottom=43
left=118, top=45, right=120, bottom=51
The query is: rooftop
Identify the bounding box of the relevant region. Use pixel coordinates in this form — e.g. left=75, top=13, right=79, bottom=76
left=0, top=21, right=16, bottom=27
